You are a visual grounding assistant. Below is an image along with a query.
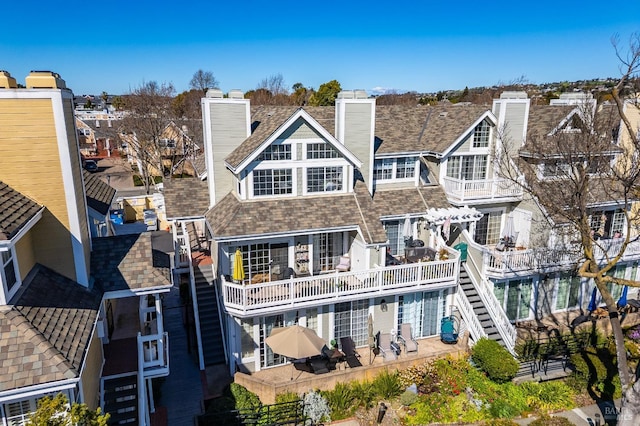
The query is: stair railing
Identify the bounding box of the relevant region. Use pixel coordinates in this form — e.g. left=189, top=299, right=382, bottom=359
left=454, top=284, right=487, bottom=343
left=209, top=263, right=229, bottom=365
left=461, top=231, right=517, bottom=354
left=182, top=221, right=206, bottom=370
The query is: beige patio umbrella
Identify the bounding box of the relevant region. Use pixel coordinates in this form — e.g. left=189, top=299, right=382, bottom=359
left=265, top=325, right=326, bottom=359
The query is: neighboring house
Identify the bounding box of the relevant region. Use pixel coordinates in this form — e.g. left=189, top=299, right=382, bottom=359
left=0, top=71, right=171, bottom=426
left=164, top=87, right=640, bottom=399
left=83, top=170, right=117, bottom=237
left=76, top=118, right=97, bottom=157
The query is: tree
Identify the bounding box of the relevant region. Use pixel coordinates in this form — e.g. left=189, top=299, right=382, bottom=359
left=308, top=80, right=341, bottom=106
left=189, top=69, right=219, bottom=95
left=120, top=81, right=176, bottom=194
left=27, top=393, right=109, bottom=426
left=494, top=32, right=640, bottom=425
left=290, top=82, right=312, bottom=106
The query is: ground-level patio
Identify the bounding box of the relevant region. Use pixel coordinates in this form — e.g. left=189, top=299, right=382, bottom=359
left=235, top=333, right=470, bottom=404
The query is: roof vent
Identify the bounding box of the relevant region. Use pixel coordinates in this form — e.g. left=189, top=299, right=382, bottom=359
left=25, top=71, right=66, bottom=89
left=228, top=89, right=244, bottom=99
left=206, top=88, right=223, bottom=98
left=439, top=111, right=448, bottom=117
left=337, top=90, right=355, bottom=99
left=354, top=90, right=368, bottom=99
left=499, top=91, right=528, bottom=99
left=0, top=70, right=17, bottom=88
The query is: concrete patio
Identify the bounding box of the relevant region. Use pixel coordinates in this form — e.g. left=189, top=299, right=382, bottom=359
left=235, top=333, right=470, bottom=404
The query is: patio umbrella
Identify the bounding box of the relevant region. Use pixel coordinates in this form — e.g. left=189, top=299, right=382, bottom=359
left=265, top=325, right=325, bottom=359
left=588, top=286, right=598, bottom=312
left=618, top=286, right=629, bottom=308
left=232, top=249, right=245, bottom=283
left=402, top=215, right=412, bottom=240
left=503, top=212, right=515, bottom=242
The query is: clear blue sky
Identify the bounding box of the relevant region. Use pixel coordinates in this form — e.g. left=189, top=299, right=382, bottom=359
left=2, top=0, right=639, bottom=96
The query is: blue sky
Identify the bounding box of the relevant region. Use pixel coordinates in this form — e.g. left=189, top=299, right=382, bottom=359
left=2, top=0, right=639, bottom=96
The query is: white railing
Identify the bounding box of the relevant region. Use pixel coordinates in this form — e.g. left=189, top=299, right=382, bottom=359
left=181, top=222, right=206, bottom=371
left=442, top=176, right=523, bottom=203
left=137, top=346, right=147, bottom=426
left=138, top=332, right=169, bottom=373
left=454, top=286, right=486, bottom=343
left=464, top=232, right=517, bottom=354
left=223, top=257, right=459, bottom=317
left=175, top=233, right=190, bottom=269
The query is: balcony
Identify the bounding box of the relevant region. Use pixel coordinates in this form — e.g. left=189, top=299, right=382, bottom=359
left=482, top=237, right=640, bottom=278
left=138, top=331, right=169, bottom=378
left=222, top=256, right=459, bottom=317
left=442, top=176, right=523, bottom=205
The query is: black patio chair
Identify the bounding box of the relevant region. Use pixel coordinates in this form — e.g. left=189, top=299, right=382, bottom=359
left=340, top=336, right=363, bottom=368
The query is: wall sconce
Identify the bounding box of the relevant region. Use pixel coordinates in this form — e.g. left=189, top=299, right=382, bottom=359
left=380, top=299, right=388, bottom=312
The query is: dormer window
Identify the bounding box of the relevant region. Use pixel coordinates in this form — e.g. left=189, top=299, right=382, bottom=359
left=307, top=142, right=339, bottom=159
left=253, top=169, right=292, bottom=196
left=374, top=157, right=417, bottom=182
left=307, top=167, right=343, bottom=193
left=472, top=121, right=490, bottom=148
left=2, top=249, right=17, bottom=293
left=257, top=144, right=291, bottom=161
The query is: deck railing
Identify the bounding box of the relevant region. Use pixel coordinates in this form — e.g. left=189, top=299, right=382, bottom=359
left=138, top=332, right=169, bottom=375
left=454, top=284, right=486, bottom=343
left=442, top=176, right=523, bottom=203
left=223, top=256, right=459, bottom=317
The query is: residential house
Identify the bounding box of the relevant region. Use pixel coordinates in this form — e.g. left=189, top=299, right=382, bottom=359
left=0, top=71, right=171, bottom=425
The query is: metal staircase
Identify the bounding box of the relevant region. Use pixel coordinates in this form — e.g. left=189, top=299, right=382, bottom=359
left=102, top=374, right=138, bottom=425
left=194, top=265, right=226, bottom=366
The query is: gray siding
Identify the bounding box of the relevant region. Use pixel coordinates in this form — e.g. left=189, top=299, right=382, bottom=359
left=281, top=118, right=323, bottom=139
left=503, top=103, right=527, bottom=153
left=343, top=103, right=373, bottom=187
left=209, top=103, right=248, bottom=202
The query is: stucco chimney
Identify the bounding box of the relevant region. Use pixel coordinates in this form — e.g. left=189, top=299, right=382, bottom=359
left=25, top=71, right=67, bottom=89
left=0, top=71, right=17, bottom=88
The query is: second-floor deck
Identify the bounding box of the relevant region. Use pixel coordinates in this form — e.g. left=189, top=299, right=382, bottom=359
left=222, top=253, right=459, bottom=317
left=442, top=176, right=524, bottom=205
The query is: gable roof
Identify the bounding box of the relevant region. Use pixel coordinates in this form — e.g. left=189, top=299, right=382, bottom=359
left=0, top=265, right=101, bottom=391
left=163, top=177, right=210, bottom=219
left=204, top=181, right=387, bottom=244
left=225, top=106, right=348, bottom=171
left=90, top=233, right=172, bottom=293
left=374, top=104, right=492, bottom=156
left=83, top=170, right=116, bottom=216
left=0, top=181, right=44, bottom=241
left=526, top=105, right=576, bottom=140
left=373, top=186, right=451, bottom=219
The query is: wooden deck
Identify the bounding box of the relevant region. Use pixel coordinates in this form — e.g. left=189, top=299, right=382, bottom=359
left=235, top=334, right=469, bottom=404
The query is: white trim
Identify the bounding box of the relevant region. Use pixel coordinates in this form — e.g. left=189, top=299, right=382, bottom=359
left=0, top=379, right=78, bottom=402
left=230, top=109, right=363, bottom=173
left=51, top=91, right=89, bottom=287
left=440, top=111, right=497, bottom=158
left=0, top=209, right=44, bottom=247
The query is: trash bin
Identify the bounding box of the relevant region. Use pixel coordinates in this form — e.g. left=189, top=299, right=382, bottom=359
left=109, top=209, right=124, bottom=225
left=453, top=242, right=468, bottom=262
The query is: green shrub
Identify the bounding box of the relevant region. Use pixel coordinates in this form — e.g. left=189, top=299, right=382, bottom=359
left=229, top=383, right=261, bottom=411
left=275, top=391, right=299, bottom=404
left=471, top=338, right=519, bottom=383
left=570, top=347, right=621, bottom=398
left=482, top=419, right=519, bottom=426
left=133, top=174, right=163, bottom=186
left=371, top=369, right=403, bottom=399
left=350, top=380, right=376, bottom=408
left=519, top=382, right=575, bottom=412
left=321, top=382, right=355, bottom=420
left=399, top=390, right=419, bottom=406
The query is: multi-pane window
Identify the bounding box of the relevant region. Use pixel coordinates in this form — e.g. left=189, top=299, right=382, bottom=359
left=334, top=300, right=369, bottom=347
left=446, top=155, right=487, bottom=180
left=374, top=158, right=416, bottom=181
left=253, top=169, right=292, bottom=196
left=384, top=220, right=409, bottom=256
left=494, top=279, right=532, bottom=321
left=398, top=290, right=447, bottom=337
left=231, top=243, right=270, bottom=283
left=543, top=161, right=571, bottom=178
left=240, top=319, right=255, bottom=359
left=307, top=142, right=339, bottom=159
left=257, top=144, right=291, bottom=161
left=312, top=233, right=344, bottom=273
left=556, top=273, right=581, bottom=311
left=473, top=120, right=490, bottom=148
left=307, top=167, right=342, bottom=193
left=2, top=249, right=17, bottom=292
left=260, top=315, right=286, bottom=367
left=396, top=157, right=416, bottom=179
left=474, top=211, right=502, bottom=245
left=611, top=211, right=625, bottom=237
left=306, top=308, right=318, bottom=334
left=373, top=159, right=394, bottom=180
left=590, top=210, right=626, bottom=238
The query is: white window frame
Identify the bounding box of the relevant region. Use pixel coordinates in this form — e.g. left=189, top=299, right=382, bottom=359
left=472, top=120, right=491, bottom=149
left=474, top=208, right=505, bottom=246
left=374, top=157, right=417, bottom=183
left=446, top=155, right=488, bottom=180
left=305, top=166, right=345, bottom=194
left=1, top=247, right=20, bottom=304
left=250, top=168, right=294, bottom=198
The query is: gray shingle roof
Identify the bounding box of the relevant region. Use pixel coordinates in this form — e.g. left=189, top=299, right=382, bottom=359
left=372, top=186, right=451, bottom=218
left=205, top=182, right=388, bottom=244
left=375, top=104, right=490, bottom=155
left=90, top=233, right=172, bottom=292
left=163, top=177, right=210, bottom=219
left=83, top=170, right=116, bottom=216
left=0, top=265, right=101, bottom=391
left=526, top=105, right=575, bottom=140
left=0, top=181, right=43, bottom=241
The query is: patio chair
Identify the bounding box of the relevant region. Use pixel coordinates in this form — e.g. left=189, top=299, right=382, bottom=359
left=335, top=255, right=351, bottom=272
left=339, top=336, right=362, bottom=368
left=398, top=323, right=418, bottom=353
left=440, top=316, right=459, bottom=344
left=377, top=332, right=398, bottom=361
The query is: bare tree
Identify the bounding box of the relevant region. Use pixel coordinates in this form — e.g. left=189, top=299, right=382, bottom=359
left=495, top=33, right=640, bottom=424
left=189, top=69, right=219, bottom=95
left=120, top=81, right=175, bottom=194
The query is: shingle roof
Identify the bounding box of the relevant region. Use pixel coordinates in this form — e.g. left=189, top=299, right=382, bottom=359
left=225, top=106, right=335, bottom=170
left=0, top=266, right=101, bottom=391
left=205, top=183, right=388, bottom=244
left=83, top=170, right=116, bottom=216
left=0, top=181, right=43, bottom=241
left=372, top=186, right=451, bottom=218
left=189, top=152, right=207, bottom=178
left=163, top=177, right=210, bottom=219
left=526, top=105, right=575, bottom=140
left=90, top=233, right=172, bottom=292
left=375, top=104, right=490, bottom=155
